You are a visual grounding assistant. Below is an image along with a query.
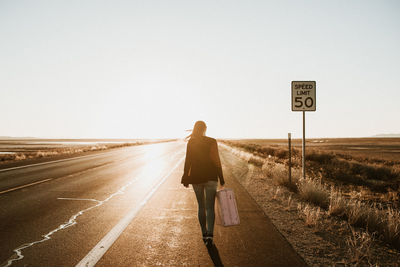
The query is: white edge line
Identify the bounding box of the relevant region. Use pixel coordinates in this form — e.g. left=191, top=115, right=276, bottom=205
left=0, top=154, right=108, bottom=173
left=0, top=178, right=53, bottom=195
left=57, top=198, right=101, bottom=202
left=75, top=157, right=184, bottom=267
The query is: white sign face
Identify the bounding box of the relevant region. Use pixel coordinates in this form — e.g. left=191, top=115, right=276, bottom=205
left=291, top=81, right=316, bottom=111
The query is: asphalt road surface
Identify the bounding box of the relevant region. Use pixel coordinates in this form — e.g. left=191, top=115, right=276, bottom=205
left=0, top=141, right=306, bottom=267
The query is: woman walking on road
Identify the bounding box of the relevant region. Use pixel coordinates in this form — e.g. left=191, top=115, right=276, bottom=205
left=181, top=121, right=225, bottom=247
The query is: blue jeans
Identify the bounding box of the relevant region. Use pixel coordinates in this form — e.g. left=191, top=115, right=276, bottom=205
left=192, top=180, right=218, bottom=236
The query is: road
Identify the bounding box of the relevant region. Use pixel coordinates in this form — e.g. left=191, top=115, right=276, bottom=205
left=0, top=141, right=306, bottom=266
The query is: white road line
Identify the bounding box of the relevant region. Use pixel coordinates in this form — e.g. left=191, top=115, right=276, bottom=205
left=0, top=178, right=53, bottom=195
left=0, top=153, right=108, bottom=173
left=0, top=161, right=114, bottom=195
left=75, top=157, right=184, bottom=267
left=57, top=198, right=101, bottom=202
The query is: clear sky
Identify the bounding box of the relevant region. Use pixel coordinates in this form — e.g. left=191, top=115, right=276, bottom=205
left=1, top=0, right=399, bottom=139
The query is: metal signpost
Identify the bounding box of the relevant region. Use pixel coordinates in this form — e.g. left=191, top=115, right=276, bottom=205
left=288, top=132, right=292, bottom=183
left=291, top=81, right=316, bottom=179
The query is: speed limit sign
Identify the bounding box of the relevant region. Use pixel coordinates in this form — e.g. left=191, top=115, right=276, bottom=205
left=291, top=80, right=316, bottom=180
left=291, top=81, right=316, bottom=111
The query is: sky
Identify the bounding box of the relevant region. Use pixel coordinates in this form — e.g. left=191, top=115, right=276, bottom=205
left=1, top=0, right=399, bottom=139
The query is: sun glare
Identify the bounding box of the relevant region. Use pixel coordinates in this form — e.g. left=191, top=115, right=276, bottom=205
left=139, top=144, right=169, bottom=181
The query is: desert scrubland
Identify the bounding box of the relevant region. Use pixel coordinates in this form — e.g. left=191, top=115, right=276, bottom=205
left=223, top=138, right=400, bottom=194
left=220, top=138, right=400, bottom=265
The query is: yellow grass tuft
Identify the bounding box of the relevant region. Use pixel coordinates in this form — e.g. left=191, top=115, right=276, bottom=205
left=298, top=178, right=329, bottom=209
left=298, top=203, right=321, bottom=227
left=328, top=188, right=347, bottom=217
left=346, top=227, right=373, bottom=264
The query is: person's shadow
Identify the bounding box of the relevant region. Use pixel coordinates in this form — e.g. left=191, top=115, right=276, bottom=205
left=206, top=244, right=224, bottom=267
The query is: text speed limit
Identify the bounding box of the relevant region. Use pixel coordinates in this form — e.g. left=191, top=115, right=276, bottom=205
left=291, top=81, right=316, bottom=111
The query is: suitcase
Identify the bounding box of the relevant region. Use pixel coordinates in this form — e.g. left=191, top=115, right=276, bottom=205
left=215, top=188, right=240, bottom=226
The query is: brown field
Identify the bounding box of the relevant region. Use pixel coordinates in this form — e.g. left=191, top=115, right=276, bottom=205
left=220, top=137, right=400, bottom=251
left=227, top=137, right=400, bottom=162
left=220, top=137, right=400, bottom=196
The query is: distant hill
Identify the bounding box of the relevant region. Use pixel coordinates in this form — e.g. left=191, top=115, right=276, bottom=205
left=373, top=133, right=400, bottom=137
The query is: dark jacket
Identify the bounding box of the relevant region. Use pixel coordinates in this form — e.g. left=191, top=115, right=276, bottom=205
left=181, top=136, right=225, bottom=185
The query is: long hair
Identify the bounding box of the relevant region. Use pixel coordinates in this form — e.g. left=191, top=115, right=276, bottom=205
left=186, top=121, right=207, bottom=140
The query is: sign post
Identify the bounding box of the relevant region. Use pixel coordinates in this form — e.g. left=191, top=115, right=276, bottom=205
left=302, top=111, right=305, bottom=179
left=291, top=81, right=316, bottom=179
left=288, top=133, right=292, bottom=184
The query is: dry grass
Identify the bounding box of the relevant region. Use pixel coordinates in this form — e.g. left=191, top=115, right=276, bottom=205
left=221, top=139, right=400, bottom=193
left=219, top=143, right=266, bottom=167
left=262, top=162, right=299, bottom=192
left=364, top=204, right=384, bottom=234
left=325, top=191, right=400, bottom=249
left=346, top=200, right=369, bottom=228
left=220, top=141, right=400, bottom=264
left=221, top=141, right=400, bottom=250
left=286, top=194, right=293, bottom=211
left=298, top=203, right=321, bottom=227
left=382, top=189, right=399, bottom=203
left=219, top=140, right=300, bottom=162
left=0, top=141, right=172, bottom=163
left=263, top=163, right=286, bottom=180
left=298, top=178, right=330, bottom=209
left=346, top=227, right=374, bottom=265
left=333, top=197, right=400, bottom=249
left=382, top=208, right=400, bottom=248
left=317, top=158, right=399, bottom=192
left=328, top=188, right=347, bottom=217
left=272, top=187, right=282, bottom=200
left=14, top=153, right=27, bottom=160
left=329, top=188, right=389, bottom=237
left=248, top=155, right=265, bottom=167
left=224, top=137, right=400, bottom=162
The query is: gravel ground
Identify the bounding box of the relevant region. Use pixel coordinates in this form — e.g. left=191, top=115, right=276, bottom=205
left=220, top=148, right=400, bottom=266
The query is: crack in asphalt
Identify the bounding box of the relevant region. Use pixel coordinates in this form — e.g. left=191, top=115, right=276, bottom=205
left=3, top=179, right=135, bottom=267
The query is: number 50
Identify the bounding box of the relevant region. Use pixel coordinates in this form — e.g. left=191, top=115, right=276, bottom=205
left=295, top=97, right=314, bottom=108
